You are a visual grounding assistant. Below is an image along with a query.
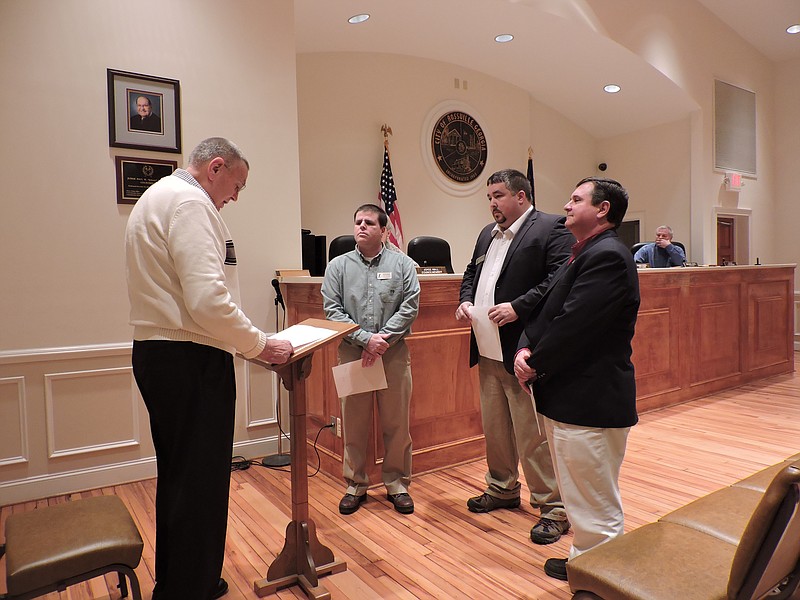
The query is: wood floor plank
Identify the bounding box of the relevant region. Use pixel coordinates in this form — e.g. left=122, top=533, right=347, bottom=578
left=2, top=366, right=799, bottom=599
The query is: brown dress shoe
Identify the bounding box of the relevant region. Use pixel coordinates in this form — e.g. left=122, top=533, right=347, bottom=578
left=467, top=492, right=521, bottom=513
left=339, top=493, right=367, bottom=515
left=387, top=492, right=414, bottom=514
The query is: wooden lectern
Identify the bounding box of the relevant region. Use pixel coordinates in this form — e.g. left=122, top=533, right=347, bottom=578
left=248, top=318, right=356, bottom=599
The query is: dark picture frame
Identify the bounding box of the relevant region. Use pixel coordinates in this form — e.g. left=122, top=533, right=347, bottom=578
left=107, top=69, right=181, bottom=153
left=115, top=156, right=178, bottom=204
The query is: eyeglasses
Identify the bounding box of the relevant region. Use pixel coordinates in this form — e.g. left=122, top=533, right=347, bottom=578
left=222, top=163, right=246, bottom=193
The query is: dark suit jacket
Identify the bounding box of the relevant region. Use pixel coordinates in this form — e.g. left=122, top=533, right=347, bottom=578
left=519, top=229, right=640, bottom=428
left=460, top=209, right=574, bottom=374
left=130, top=113, right=162, bottom=132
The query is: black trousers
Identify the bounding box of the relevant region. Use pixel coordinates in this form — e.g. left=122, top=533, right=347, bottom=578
left=133, top=340, right=235, bottom=600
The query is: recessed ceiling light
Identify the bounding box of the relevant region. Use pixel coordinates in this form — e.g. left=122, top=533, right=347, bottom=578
left=348, top=14, right=370, bottom=24
left=787, top=24, right=800, bottom=34
left=604, top=84, right=621, bottom=94
left=495, top=34, right=514, bottom=43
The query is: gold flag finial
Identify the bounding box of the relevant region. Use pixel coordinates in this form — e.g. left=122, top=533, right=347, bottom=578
left=382, top=124, right=393, bottom=149
left=528, top=146, right=533, bottom=159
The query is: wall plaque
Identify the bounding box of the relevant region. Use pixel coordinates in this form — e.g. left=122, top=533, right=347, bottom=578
left=431, top=111, right=487, bottom=183
left=115, top=156, right=177, bottom=204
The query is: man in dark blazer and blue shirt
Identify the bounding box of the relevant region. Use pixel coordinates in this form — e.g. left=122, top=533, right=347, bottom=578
left=456, top=169, right=574, bottom=544
left=514, top=177, right=640, bottom=581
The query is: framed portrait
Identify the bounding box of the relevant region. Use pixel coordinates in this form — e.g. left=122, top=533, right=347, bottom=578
left=107, top=68, right=181, bottom=153
left=115, top=156, right=178, bottom=204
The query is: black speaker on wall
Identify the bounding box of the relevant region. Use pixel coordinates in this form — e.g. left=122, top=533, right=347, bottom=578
left=301, top=230, right=327, bottom=276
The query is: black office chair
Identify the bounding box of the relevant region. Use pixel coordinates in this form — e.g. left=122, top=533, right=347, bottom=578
left=407, top=236, right=454, bottom=273
left=328, top=235, right=356, bottom=260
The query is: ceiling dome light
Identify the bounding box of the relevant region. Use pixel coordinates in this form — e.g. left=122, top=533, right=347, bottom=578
left=787, top=24, right=800, bottom=34
left=495, top=34, right=514, bottom=43
left=604, top=84, right=621, bottom=94
left=348, top=14, right=370, bottom=24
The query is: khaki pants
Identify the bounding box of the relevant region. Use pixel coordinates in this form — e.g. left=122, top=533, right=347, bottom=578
left=543, top=416, right=630, bottom=559
left=478, top=357, right=565, bottom=520
left=339, top=340, right=413, bottom=496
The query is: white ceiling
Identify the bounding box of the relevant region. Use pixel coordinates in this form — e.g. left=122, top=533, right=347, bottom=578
left=294, top=0, right=799, bottom=139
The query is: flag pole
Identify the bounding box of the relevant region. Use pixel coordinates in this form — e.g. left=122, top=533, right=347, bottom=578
left=526, top=146, right=536, bottom=209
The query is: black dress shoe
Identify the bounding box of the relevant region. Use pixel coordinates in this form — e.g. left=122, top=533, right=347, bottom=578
left=339, top=493, right=367, bottom=515
left=211, top=578, right=229, bottom=599
left=544, top=557, right=568, bottom=581
left=387, top=492, right=414, bottom=514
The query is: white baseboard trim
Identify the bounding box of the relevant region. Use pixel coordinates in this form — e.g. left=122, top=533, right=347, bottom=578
left=0, top=435, right=288, bottom=506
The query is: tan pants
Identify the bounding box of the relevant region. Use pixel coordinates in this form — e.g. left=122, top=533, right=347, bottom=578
left=339, top=340, right=412, bottom=496
left=478, top=357, right=565, bottom=520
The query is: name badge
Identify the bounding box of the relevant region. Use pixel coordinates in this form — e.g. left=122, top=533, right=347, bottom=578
left=377, top=272, right=392, bottom=280
left=475, top=254, right=486, bottom=266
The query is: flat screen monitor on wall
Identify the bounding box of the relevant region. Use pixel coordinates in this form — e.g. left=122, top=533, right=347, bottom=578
left=714, top=80, right=756, bottom=177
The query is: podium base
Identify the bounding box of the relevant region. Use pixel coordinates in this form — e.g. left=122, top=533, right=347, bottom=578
left=262, top=454, right=291, bottom=467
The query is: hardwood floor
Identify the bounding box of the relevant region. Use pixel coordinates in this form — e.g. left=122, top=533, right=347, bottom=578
left=2, top=368, right=800, bottom=599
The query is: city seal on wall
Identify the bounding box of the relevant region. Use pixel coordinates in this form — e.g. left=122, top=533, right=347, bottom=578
left=431, top=111, right=487, bottom=183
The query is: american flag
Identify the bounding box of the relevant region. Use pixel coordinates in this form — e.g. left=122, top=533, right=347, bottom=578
left=379, top=147, right=404, bottom=248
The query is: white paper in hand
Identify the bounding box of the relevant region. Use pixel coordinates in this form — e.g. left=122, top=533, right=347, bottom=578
left=470, top=306, right=503, bottom=362
left=331, top=356, right=389, bottom=398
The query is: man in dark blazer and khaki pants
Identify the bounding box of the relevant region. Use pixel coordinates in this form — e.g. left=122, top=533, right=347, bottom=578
left=514, top=177, right=640, bottom=581
left=457, top=168, right=574, bottom=544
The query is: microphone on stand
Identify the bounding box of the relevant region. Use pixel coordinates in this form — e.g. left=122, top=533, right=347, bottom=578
left=263, top=276, right=291, bottom=468
left=271, top=278, right=285, bottom=309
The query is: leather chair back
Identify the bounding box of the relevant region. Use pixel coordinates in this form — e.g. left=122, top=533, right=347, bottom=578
left=728, top=461, right=800, bottom=599
left=328, top=235, right=356, bottom=260
left=407, top=236, right=454, bottom=273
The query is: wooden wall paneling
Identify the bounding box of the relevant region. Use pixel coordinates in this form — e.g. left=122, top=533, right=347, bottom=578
left=631, top=282, right=683, bottom=401
left=747, top=279, right=793, bottom=372
left=688, top=280, right=742, bottom=387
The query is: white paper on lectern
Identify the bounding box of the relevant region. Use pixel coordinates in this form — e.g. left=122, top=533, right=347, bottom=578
left=331, top=357, right=388, bottom=398
left=268, top=324, right=337, bottom=349
left=470, top=306, right=503, bottom=362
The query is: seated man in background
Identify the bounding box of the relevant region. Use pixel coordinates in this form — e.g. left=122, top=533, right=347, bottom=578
left=634, top=225, right=685, bottom=267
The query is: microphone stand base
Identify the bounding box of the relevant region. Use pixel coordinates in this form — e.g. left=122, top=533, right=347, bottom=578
left=262, top=453, right=291, bottom=468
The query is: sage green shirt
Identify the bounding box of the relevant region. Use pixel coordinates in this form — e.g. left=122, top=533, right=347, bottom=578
left=321, top=246, right=420, bottom=348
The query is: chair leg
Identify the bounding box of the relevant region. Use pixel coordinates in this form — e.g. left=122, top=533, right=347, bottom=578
left=117, top=570, right=129, bottom=598
left=121, top=565, right=143, bottom=600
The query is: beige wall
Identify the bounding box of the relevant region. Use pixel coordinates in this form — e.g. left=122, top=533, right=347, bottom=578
left=0, top=0, right=301, bottom=503
left=297, top=52, right=599, bottom=271
left=599, top=119, right=692, bottom=252
left=775, top=58, right=800, bottom=274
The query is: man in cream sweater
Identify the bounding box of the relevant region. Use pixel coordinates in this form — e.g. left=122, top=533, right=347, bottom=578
left=125, top=137, right=292, bottom=600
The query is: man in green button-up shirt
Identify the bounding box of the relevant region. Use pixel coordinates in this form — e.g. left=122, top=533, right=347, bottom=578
left=322, top=203, right=420, bottom=516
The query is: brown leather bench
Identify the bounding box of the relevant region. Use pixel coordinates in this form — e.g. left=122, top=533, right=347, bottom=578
left=1, top=495, right=144, bottom=600
left=567, top=453, right=800, bottom=600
